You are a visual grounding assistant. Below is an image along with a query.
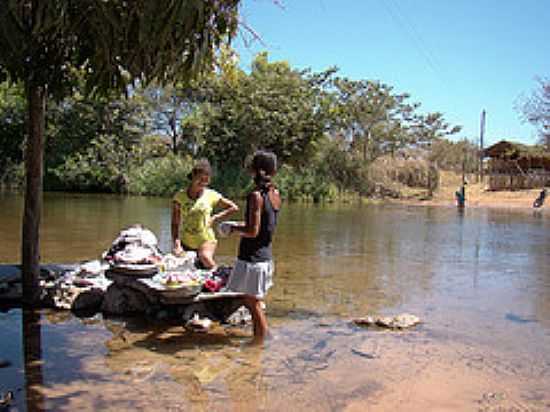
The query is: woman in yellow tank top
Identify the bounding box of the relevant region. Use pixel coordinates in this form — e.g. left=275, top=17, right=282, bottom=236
left=171, top=159, right=238, bottom=269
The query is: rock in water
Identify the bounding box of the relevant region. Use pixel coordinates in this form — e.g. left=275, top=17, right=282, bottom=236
left=72, top=288, right=105, bottom=313
left=101, top=284, right=148, bottom=315
left=353, top=313, right=421, bottom=329
left=390, top=313, right=420, bottom=329
left=375, top=316, right=395, bottom=328
left=352, top=316, right=376, bottom=327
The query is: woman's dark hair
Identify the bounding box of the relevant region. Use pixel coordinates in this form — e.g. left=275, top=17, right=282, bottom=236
left=250, top=150, right=277, bottom=189
left=188, top=158, right=212, bottom=180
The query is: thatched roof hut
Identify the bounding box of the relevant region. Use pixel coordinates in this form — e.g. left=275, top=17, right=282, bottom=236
left=483, top=140, right=550, bottom=190
left=484, top=140, right=550, bottom=171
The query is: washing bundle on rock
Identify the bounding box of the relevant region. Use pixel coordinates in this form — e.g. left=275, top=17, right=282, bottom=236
left=103, top=225, right=163, bottom=277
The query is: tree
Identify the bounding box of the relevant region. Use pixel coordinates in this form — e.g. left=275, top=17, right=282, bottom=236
left=332, top=78, right=461, bottom=162
left=408, top=112, right=462, bottom=148
left=0, top=0, right=240, bottom=304
left=183, top=52, right=335, bottom=168
left=428, top=137, right=478, bottom=173
left=333, top=79, right=410, bottom=161
left=141, top=83, right=194, bottom=154
left=518, top=77, right=550, bottom=149
left=45, top=83, right=153, bottom=189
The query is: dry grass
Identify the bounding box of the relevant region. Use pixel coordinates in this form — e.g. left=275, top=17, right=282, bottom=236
left=368, top=156, right=437, bottom=199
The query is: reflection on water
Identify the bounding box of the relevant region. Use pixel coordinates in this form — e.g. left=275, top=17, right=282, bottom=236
left=1, top=193, right=550, bottom=410
left=23, top=309, right=45, bottom=412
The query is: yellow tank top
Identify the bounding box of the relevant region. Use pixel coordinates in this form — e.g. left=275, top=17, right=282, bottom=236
left=173, top=188, right=222, bottom=249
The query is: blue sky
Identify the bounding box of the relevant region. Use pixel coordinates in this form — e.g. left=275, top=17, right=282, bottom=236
left=235, top=0, right=550, bottom=146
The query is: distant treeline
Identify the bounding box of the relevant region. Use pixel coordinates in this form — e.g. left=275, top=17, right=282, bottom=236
left=0, top=51, right=477, bottom=201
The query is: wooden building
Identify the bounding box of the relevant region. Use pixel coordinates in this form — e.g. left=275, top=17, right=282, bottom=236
left=483, top=140, right=550, bottom=190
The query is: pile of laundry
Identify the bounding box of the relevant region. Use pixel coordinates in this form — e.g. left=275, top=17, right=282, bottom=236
left=1, top=224, right=244, bottom=326
left=103, top=224, right=163, bottom=276
left=47, top=225, right=236, bottom=313
left=40, top=224, right=164, bottom=310
left=41, top=260, right=111, bottom=310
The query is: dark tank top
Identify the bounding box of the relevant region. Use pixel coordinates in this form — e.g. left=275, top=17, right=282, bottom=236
left=238, top=189, right=278, bottom=263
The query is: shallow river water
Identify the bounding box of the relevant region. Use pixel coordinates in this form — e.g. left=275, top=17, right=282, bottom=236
left=1, top=192, right=550, bottom=411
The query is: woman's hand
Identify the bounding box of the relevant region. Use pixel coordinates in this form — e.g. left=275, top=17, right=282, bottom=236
left=208, top=215, right=219, bottom=229
left=213, top=197, right=239, bottom=224
left=227, top=221, right=245, bottom=236
left=173, top=239, right=184, bottom=256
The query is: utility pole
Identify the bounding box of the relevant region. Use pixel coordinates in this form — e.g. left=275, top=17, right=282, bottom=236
left=462, top=138, right=467, bottom=185
left=457, top=139, right=467, bottom=208
left=479, top=109, right=486, bottom=182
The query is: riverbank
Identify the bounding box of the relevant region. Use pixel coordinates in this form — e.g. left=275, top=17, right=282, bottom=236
left=397, top=171, right=546, bottom=210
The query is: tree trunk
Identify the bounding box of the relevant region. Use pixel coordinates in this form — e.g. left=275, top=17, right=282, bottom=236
left=171, top=110, right=178, bottom=154
left=22, top=84, right=46, bottom=306
left=363, top=129, right=370, bottom=162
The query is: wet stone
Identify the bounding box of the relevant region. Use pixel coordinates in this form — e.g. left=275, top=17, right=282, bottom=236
left=101, top=284, right=149, bottom=315
left=352, top=313, right=421, bottom=329
left=72, top=288, right=105, bottom=313
left=375, top=316, right=395, bottom=328
left=391, top=313, right=421, bottom=329
left=353, top=316, right=376, bottom=327
left=351, top=348, right=377, bottom=359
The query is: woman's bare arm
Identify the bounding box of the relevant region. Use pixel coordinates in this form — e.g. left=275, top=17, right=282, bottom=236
left=232, top=191, right=262, bottom=238
left=268, top=188, right=281, bottom=211
left=171, top=201, right=182, bottom=250
left=211, top=196, right=239, bottom=224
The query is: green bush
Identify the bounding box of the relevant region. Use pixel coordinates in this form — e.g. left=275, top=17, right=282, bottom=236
left=0, top=158, right=24, bottom=189
left=51, top=134, right=134, bottom=192
left=275, top=164, right=338, bottom=203
left=210, top=163, right=252, bottom=200
left=127, top=154, right=193, bottom=196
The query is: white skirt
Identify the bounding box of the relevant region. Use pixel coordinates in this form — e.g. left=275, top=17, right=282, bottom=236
left=225, top=259, right=274, bottom=299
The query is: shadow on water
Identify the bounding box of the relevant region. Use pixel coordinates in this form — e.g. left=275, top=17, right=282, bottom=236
left=505, top=312, right=538, bottom=324
left=22, top=309, right=45, bottom=412
left=104, top=317, right=239, bottom=355
left=0, top=309, right=46, bottom=411
left=1, top=309, right=122, bottom=411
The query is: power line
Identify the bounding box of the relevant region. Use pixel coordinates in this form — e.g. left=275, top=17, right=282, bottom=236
left=392, top=0, right=442, bottom=73
left=380, top=0, right=447, bottom=86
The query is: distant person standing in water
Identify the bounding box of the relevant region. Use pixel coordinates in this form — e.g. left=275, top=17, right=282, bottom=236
left=226, top=150, right=281, bottom=343
left=455, top=181, right=467, bottom=208
left=171, top=159, right=238, bottom=269
left=533, top=188, right=547, bottom=209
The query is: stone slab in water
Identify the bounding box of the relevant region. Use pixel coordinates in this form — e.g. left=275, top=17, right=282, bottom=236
left=353, top=313, right=421, bottom=329
left=0, top=264, right=78, bottom=284
left=0, top=263, right=247, bottom=323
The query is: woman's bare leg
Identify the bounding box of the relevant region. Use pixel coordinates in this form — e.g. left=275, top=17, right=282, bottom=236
left=244, top=296, right=268, bottom=344
left=198, top=241, right=217, bottom=269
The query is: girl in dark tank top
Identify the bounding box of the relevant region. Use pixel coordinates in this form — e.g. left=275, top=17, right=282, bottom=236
left=238, top=182, right=278, bottom=262
left=226, top=150, right=281, bottom=344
